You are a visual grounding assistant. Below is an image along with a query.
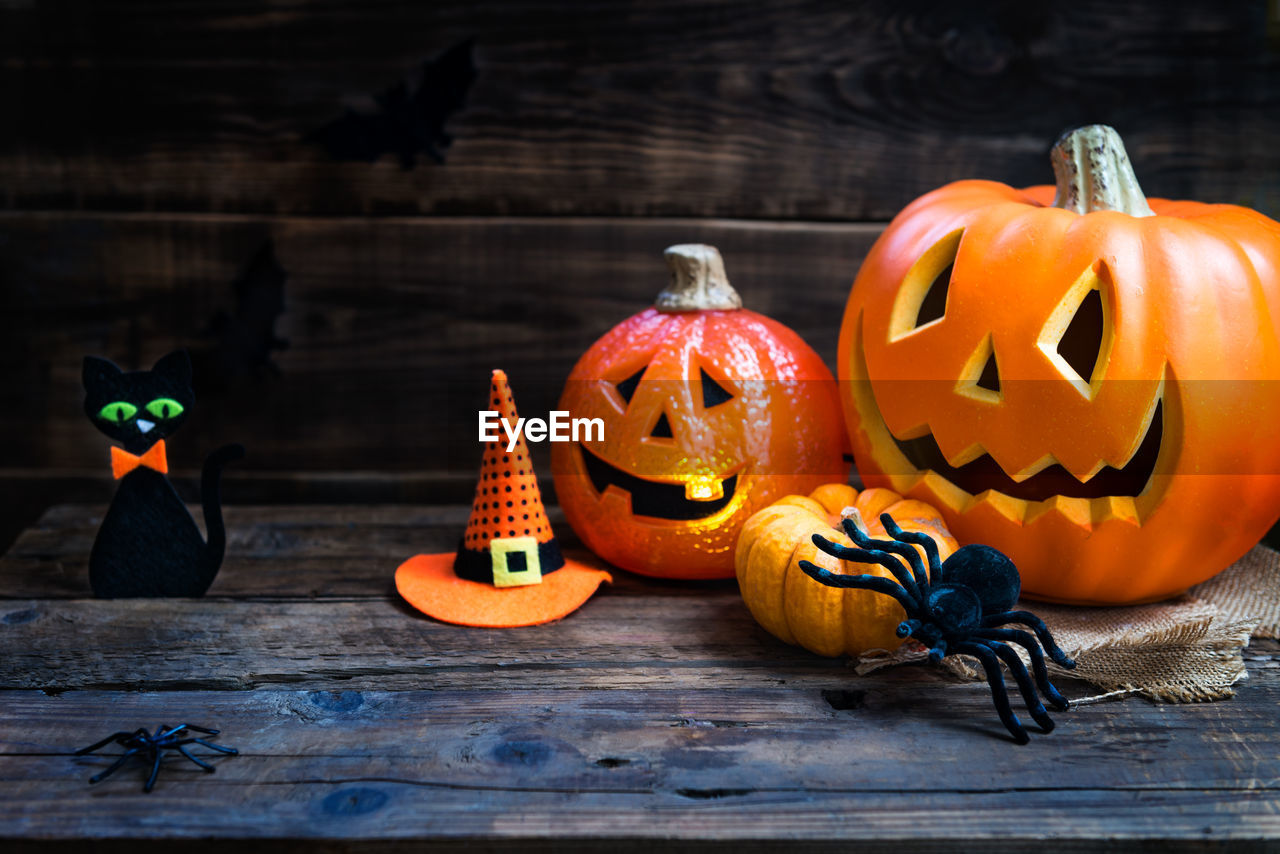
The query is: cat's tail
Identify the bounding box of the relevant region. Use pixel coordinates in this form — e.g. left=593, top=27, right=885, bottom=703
left=201, top=443, right=245, bottom=568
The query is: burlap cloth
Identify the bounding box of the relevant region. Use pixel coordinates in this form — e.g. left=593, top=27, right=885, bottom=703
left=855, top=544, right=1280, bottom=703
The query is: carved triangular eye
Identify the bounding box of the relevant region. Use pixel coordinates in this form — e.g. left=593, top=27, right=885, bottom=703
left=650, top=412, right=673, bottom=438
left=700, top=368, right=733, bottom=408
left=1058, top=288, right=1104, bottom=385
left=1038, top=264, right=1114, bottom=399
left=615, top=367, right=645, bottom=405
left=915, top=261, right=952, bottom=328
left=890, top=228, right=963, bottom=341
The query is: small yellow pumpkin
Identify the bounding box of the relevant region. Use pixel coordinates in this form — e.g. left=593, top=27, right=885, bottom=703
left=735, top=484, right=959, bottom=657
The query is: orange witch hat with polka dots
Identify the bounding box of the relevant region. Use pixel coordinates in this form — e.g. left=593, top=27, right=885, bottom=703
left=394, top=369, right=611, bottom=627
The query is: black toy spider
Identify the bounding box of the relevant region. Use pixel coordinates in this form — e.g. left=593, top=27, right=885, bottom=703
left=798, top=512, right=1076, bottom=744
left=76, top=724, right=238, bottom=792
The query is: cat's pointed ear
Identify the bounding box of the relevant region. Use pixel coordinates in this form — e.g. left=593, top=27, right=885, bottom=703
left=82, top=356, right=122, bottom=390
left=152, top=350, right=192, bottom=384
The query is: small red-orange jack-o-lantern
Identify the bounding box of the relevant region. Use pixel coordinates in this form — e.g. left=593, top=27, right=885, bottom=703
left=840, top=124, right=1280, bottom=605
left=552, top=244, right=847, bottom=579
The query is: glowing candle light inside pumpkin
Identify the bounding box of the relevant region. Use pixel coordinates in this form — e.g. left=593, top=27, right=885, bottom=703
left=684, top=475, right=724, bottom=502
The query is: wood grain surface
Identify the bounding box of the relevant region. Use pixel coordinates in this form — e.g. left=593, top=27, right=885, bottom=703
left=1, top=503, right=1279, bottom=850
left=4, top=1, right=1280, bottom=842
left=2, top=1, right=1278, bottom=219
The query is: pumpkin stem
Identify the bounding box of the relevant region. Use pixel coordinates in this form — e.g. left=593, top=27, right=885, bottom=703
left=840, top=506, right=868, bottom=536
left=1050, top=125, right=1154, bottom=218
left=657, top=244, right=743, bottom=312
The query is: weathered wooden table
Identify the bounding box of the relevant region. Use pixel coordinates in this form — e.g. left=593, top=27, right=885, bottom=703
left=2, top=504, right=1278, bottom=851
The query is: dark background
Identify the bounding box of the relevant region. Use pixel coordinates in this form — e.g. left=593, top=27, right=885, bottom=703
left=3, top=0, right=1279, bottom=551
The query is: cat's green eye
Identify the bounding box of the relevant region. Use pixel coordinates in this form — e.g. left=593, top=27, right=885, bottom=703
left=145, top=398, right=184, bottom=420
left=97, top=401, right=138, bottom=423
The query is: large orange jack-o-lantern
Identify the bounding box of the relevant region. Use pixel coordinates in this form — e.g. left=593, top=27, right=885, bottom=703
left=553, top=244, right=846, bottom=579
left=841, top=125, right=1280, bottom=605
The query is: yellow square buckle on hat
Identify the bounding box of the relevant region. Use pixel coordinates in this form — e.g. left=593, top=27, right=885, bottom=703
left=489, top=536, right=543, bottom=588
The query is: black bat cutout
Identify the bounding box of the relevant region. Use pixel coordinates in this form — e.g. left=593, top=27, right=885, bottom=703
left=191, top=239, right=289, bottom=395
left=310, top=38, right=476, bottom=169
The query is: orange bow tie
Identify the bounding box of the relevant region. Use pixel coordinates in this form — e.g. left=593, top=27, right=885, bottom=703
left=111, top=441, right=168, bottom=479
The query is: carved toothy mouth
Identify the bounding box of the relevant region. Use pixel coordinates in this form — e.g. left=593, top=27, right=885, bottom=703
left=892, top=400, right=1163, bottom=502
left=577, top=443, right=739, bottom=521
left=849, top=315, right=1177, bottom=526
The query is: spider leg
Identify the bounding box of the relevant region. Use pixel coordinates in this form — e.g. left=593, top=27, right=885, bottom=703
left=842, top=517, right=930, bottom=593
left=926, top=639, right=948, bottom=663
left=144, top=748, right=163, bottom=793
left=838, top=515, right=883, bottom=551
left=893, top=618, right=947, bottom=660
left=75, top=731, right=137, bottom=755
left=954, top=641, right=1029, bottom=745
left=797, top=559, right=919, bottom=615
left=878, top=514, right=943, bottom=585
left=178, top=725, right=220, bottom=736
left=177, top=745, right=217, bottom=772
left=975, top=627, right=1070, bottom=711
left=188, top=738, right=239, bottom=755
left=87, top=748, right=139, bottom=784
left=982, top=611, right=1075, bottom=669
left=979, top=639, right=1055, bottom=733
left=810, top=534, right=923, bottom=606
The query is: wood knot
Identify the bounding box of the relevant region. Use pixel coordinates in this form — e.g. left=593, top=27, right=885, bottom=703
left=321, top=787, right=389, bottom=817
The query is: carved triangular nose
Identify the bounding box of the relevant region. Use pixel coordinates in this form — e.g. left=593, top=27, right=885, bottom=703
left=649, top=412, right=673, bottom=438
left=976, top=351, right=1000, bottom=393
left=137, top=419, right=155, bottom=434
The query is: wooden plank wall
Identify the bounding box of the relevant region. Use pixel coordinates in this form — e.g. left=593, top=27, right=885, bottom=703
left=2, top=0, right=1279, bottom=547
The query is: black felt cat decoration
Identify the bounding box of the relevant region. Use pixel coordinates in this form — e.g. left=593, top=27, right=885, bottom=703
left=84, top=351, right=244, bottom=598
